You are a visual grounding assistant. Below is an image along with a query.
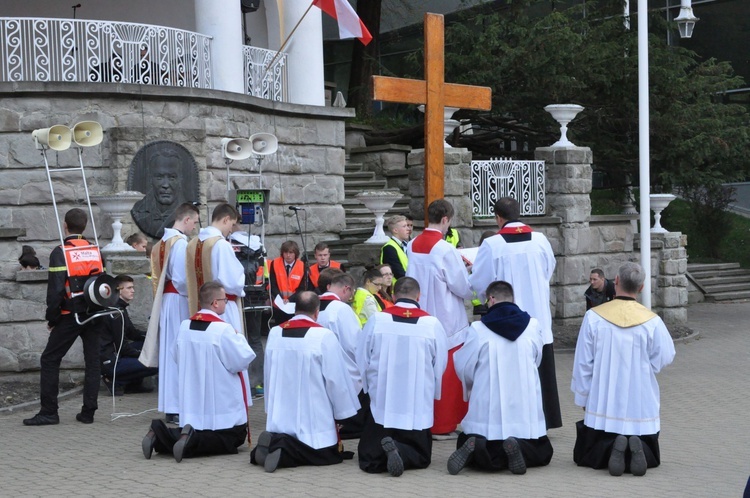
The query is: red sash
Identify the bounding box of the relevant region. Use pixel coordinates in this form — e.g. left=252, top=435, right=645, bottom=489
left=410, top=229, right=443, bottom=254
left=164, top=280, right=178, bottom=294
left=281, top=317, right=322, bottom=329
left=498, top=223, right=532, bottom=235
left=384, top=305, right=430, bottom=319
left=189, top=311, right=224, bottom=322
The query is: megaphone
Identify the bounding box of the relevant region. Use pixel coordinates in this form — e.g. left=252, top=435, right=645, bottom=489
left=71, top=121, right=103, bottom=147
left=83, top=273, right=119, bottom=309
left=221, top=137, right=253, bottom=160
left=249, top=133, right=278, bottom=156
left=32, top=125, right=72, bottom=151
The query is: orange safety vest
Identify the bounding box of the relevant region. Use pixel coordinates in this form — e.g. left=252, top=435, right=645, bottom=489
left=63, top=238, right=103, bottom=298
left=271, top=257, right=305, bottom=301
left=309, top=260, right=342, bottom=288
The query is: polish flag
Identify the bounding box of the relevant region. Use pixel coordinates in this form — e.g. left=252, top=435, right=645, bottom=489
left=313, top=0, right=373, bottom=46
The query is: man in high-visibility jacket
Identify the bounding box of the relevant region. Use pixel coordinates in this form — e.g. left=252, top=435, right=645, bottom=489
left=24, top=208, right=104, bottom=426
left=380, top=215, right=411, bottom=279
left=309, top=242, right=341, bottom=292
left=268, top=240, right=311, bottom=325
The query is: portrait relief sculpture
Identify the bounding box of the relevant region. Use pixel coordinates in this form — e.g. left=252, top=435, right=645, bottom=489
left=128, top=141, right=200, bottom=239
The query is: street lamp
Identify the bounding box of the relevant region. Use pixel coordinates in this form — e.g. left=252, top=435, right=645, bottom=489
left=674, top=0, right=699, bottom=39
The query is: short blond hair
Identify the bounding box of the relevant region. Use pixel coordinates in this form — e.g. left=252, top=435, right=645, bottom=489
left=386, top=215, right=407, bottom=232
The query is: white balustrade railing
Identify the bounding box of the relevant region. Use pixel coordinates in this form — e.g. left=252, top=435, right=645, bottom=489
left=243, top=45, right=288, bottom=102
left=0, top=17, right=212, bottom=88
left=471, top=158, right=546, bottom=217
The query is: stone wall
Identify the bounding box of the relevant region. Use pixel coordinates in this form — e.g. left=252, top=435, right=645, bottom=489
left=0, top=81, right=353, bottom=373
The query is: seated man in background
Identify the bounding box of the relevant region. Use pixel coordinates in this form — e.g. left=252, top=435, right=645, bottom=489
left=584, top=268, right=616, bottom=310
left=448, top=281, right=553, bottom=476
left=100, top=275, right=158, bottom=395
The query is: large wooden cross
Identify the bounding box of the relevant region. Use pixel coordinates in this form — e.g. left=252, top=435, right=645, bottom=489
left=372, top=13, right=492, bottom=218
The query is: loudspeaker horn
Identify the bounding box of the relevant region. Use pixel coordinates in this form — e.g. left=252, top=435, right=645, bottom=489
left=249, top=133, right=277, bottom=156
left=222, top=137, right=253, bottom=160
left=31, top=125, right=72, bottom=151
left=71, top=121, right=103, bottom=147
left=83, top=273, right=120, bottom=309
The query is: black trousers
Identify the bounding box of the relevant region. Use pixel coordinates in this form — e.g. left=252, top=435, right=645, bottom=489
left=456, top=432, right=554, bottom=471
left=338, top=390, right=370, bottom=440
left=150, top=419, right=247, bottom=458
left=539, top=343, right=563, bottom=429
left=358, top=409, right=432, bottom=473
left=573, top=420, right=661, bottom=471
left=250, top=432, right=345, bottom=468
left=243, top=309, right=265, bottom=388
left=39, top=314, right=100, bottom=417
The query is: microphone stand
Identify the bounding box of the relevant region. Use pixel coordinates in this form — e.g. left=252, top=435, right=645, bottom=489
left=291, top=208, right=311, bottom=291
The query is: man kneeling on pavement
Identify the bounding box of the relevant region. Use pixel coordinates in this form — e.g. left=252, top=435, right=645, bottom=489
left=141, top=281, right=256, bottom=462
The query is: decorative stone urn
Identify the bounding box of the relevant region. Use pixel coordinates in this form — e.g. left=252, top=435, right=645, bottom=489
left=92, top=191, right=145, bottom=252
left=356, top=191, right=403, bottom=244
left=418, top=105, right=461, bottom=147
left=650, top=193, right=676, bottom=232
left=544, top=104, right=584, bottom=147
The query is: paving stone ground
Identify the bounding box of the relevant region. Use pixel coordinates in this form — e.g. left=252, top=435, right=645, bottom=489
left=2, top=301, right=748, bottom=497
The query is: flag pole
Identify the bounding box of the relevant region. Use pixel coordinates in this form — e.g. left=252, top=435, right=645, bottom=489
left=263, top=0, right=316, bottom=78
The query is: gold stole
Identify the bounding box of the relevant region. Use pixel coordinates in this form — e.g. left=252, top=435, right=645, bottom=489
left=186, top=235, right=222, bottom=316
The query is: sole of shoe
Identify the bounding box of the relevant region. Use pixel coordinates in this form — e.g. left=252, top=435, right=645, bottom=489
left=629, top=436, right=647, bottom=476
left=173, top=424, right=194, bottom=463
left=609, top=435, right=628, bottom=476
left=264, top=449, right=282, bottom=473
left=503, top=437, right=527, bottom=475
left=142, top=431, right=156, bottom=460
left=381, top=437, right=404, bottom=477
left=254, top=431, right=272, bottom=466
left=447, top=436, right=476, bottom=475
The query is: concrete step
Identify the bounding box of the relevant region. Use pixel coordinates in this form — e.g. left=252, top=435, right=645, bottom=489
left=687, top=262, right=741, bottom=272
left=345, top=179, right=388, bottom=189
left=694, top=275, right=750, bottom=287
left=340, top=227, right=375, bottom=237
left=345, top=206, right=411, bottom=217
left=344, top=171, right=377, bottom=180
left=706, top=290, right=750, bottom=302
left=701, top=282, right=750, bottom=293
left=345, top=162, right=365, bottom=171
left=689, top=268, right=750, bottom=279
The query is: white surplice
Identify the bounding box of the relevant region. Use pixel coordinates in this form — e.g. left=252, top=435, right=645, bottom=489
left=406, top=228, right=474, bottom=349
left=357, top=302, right=448, bottom=430
left=469, top=226, right=556, bottom=344
left=197, top=226, right=246, bottom=333
left=454, top=318, right=546, bottom=440
left=172, top=310, right=256, bottom=431
left=264, top=316, right=360, bottom=450
left=158, top=228, right=190, bottom=414
left=317, top=293, right=363, bottom=393
left=571, top=300, right=676, bottom=435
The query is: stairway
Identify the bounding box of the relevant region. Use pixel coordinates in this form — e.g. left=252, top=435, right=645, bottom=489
left=687, top=262, right=750, bottom=302
left=321, top=160, right=411, bottom=265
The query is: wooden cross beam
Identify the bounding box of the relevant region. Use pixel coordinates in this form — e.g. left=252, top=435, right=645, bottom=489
left=372, top=13, right=492, bottom=219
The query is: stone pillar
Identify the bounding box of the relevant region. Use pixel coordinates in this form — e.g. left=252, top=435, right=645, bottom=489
left=652, top=232, right=688, bottom=324
left=534, top=146, right=593, bottom=322
left=195, top=0, right=245, bottom=94
left=264, top=1, right=325, bottom=106
left=407, top=147, right=473, bottom=235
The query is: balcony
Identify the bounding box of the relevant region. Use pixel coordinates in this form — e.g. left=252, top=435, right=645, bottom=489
left=0, top=17, right=287, bottom=102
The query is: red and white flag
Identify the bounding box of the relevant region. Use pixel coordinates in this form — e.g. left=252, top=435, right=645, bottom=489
left=313, top=0, right=372, bottom=46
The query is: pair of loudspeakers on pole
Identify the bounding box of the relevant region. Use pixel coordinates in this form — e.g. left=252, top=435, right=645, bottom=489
left=31, top=121, right=103, bottom=150
left=221, top=133, right=277, bottom=161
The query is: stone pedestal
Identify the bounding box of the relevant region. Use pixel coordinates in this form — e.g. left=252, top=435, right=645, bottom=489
left=535, top=147, right=593, bottom=224
left=651, top=232, right=689, bottom=324
left=406, top=147, right=473, bottom=235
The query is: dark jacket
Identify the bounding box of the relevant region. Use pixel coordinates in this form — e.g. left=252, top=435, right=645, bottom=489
left=584, top=279, right=616, bottom=310
left=99, top=299, right=146, bottom=364
left=481, top=301, right=531, bottom=342
left=45, top=234, right=91, bottom=327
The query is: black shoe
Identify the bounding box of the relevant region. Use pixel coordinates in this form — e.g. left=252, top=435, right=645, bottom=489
left=173, top=424, right=194, bottom=463
left=448, top=436, right=476, bottom=475
left=264, top=449, right=282, bottom=473
left=628, top=436, right=647, bottom=476
left=102, top=377, right=124, bottom=396
left=503, top=437, right=527, bottom=475
left=142, top=429, right=156, bottom=459
left=124, top=382, right=154, bottom=394
left=254, top=431, right=272, bottom=466
left=76, top=413, right=94, bottom=424
left=609, top=435, right=628, bottom=476
left=381, top=437, right=404, bottom=477
left=23, top=413, right=59, bottom=426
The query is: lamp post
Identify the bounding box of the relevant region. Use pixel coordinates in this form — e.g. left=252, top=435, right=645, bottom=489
left=637, top=0, right=698, bottom=308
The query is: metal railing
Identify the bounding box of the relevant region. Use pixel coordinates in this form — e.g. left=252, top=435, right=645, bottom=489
left=243, top=45, right=288, bottom=102
left=0, top=17, right=212, bottom=88
left=471, top=158, right=546, bottom=217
